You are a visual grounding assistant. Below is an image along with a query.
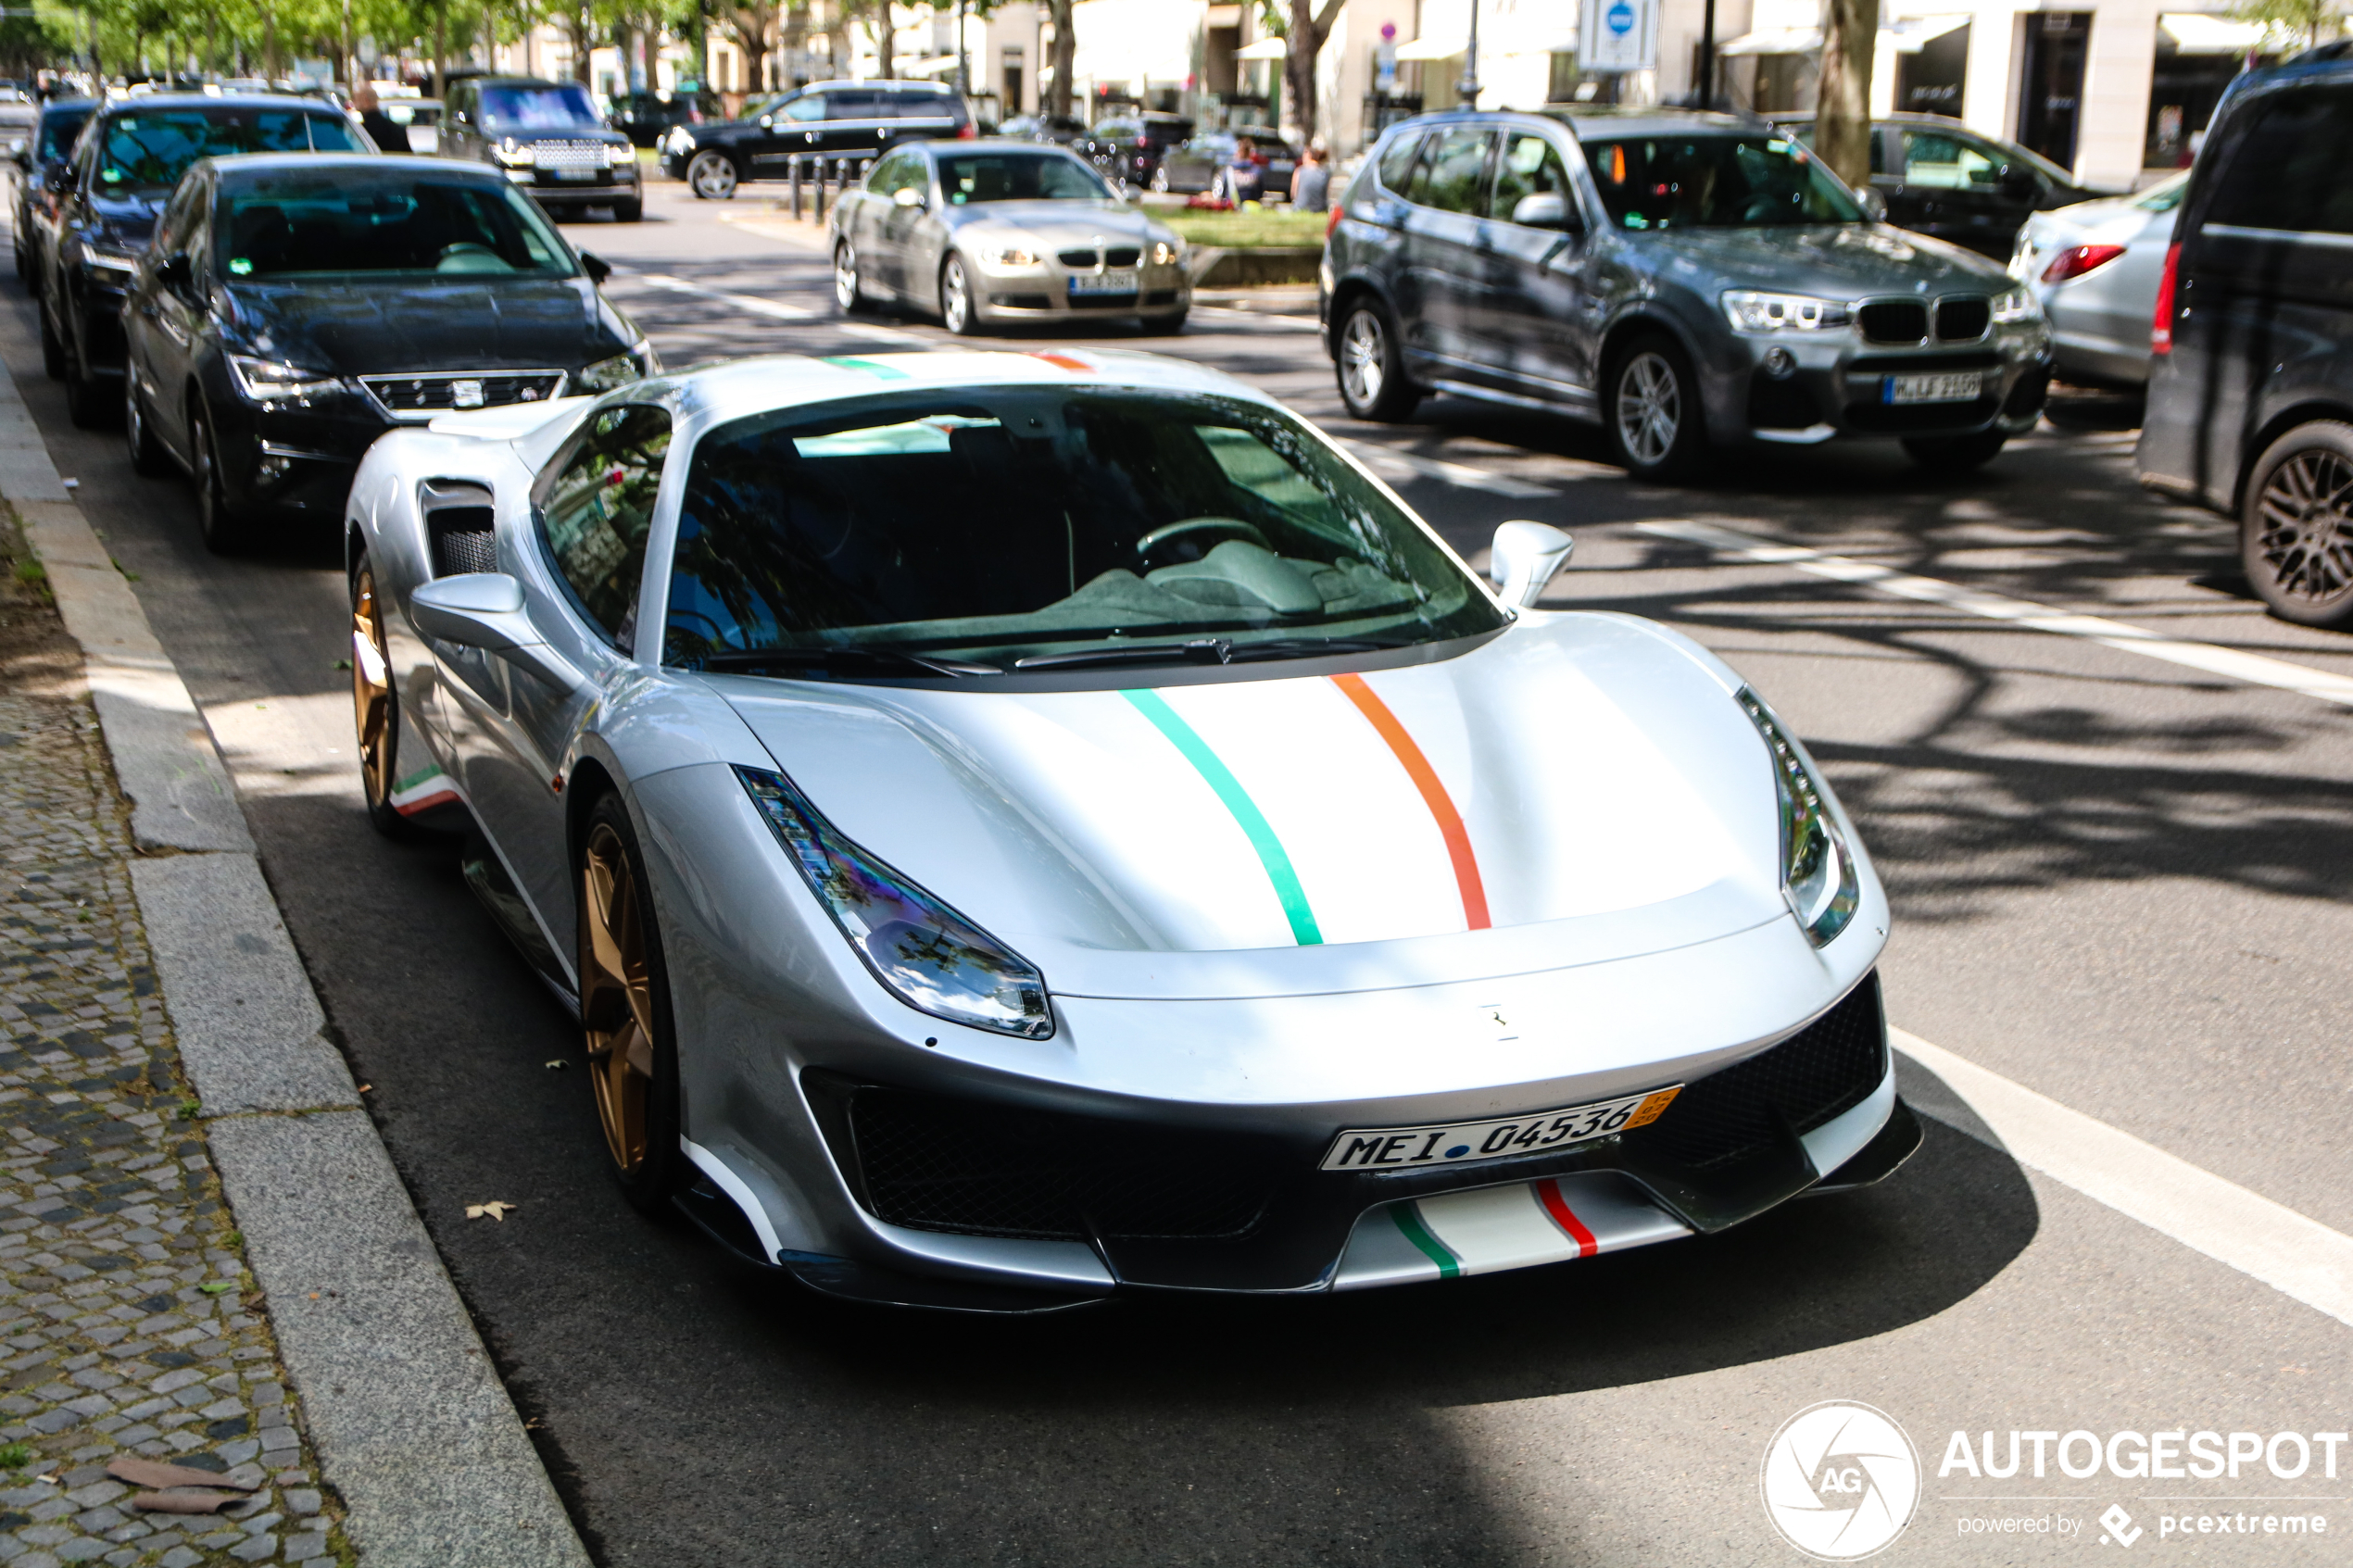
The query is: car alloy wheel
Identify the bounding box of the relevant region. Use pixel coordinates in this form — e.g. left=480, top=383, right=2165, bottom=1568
left=348, top=555, right=414, bottom=839
left=189, top=402, right=246, bottom=555
left=834, top=241, right=861, bottom=312
left=1615, top=351, right=1681, bottom=469
left=687, top=149, right=738, bottom=200
left=38, top=295, right=64, bottom=381
left=2244, top=421, right=2353, bottom=629
left=124, top=376, right=169, bottom=477
left=941, top=255, right=976, bottom=335
left=1335, top=303, right=1418, bottom=421
left=576, top=801, right=686, bottom=1210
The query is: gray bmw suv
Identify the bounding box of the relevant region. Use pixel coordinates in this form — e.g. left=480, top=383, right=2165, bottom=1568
left=1321, top=107, right=2055, bottom=478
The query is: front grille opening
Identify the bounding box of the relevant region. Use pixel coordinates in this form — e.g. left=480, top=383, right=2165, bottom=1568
left=1069, top=293, right=1141, bottom=309
left=1858, top=301, right=1928, bottom=344
left=849, top=1088, right=1284, bottom=1242
left=1105, top=245, right=1141, bottom=267
left=426, top=509, right=497, bottom=577
left=361, top=372, right=566, bottom=414
left=1634, top=973, right=1887, bottom=1172
left=1747, top=372, right=1821, bottom=430
left=1057, top=247, right=1100, bottom=268
left=1936, top=296, right=1990, bottom=340
left=992, top=292, right=1052, bottom=309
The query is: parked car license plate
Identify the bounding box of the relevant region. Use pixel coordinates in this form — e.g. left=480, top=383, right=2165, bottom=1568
left=1882, top=371, right=1984, bottom=405
left=1068, top=270, right=1139, bottom=295
left=1320, top=1086, right=1682, bottom=1173
left=551, top=167, right=597, bottom=182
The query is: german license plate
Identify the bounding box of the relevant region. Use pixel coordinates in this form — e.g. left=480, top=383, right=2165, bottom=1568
left=1068, top=269, right=1139, bottom=295
left=551, top=166, right=597, bottom=182
left=1320, top=1086, right=1682, bottom=1173
left=1883, top=371, right=1982, bottom=405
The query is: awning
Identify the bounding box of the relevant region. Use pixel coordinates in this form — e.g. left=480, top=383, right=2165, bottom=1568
left=1717, top=15, right=1967, bottom=56
left=1394, top=36, right=1466, bottom=60
left=2158, top=13, right=2271, bottom=53
left=1235, top=36, right=1287, bottom=60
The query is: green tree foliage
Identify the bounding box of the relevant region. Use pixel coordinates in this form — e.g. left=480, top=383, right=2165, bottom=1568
left=2229, top=0, right=2347, bottom=48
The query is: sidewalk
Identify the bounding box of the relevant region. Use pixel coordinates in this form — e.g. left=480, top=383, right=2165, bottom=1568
left=0, top=340, right=586, bottom=1567
left=1, top=515, right=333, bottom=1564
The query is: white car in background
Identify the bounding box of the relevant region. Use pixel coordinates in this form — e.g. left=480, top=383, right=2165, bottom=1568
left=2012, top=169, right=2191, bottom=387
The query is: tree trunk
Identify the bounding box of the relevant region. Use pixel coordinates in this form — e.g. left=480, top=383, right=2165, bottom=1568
left=874, top=0, right=894, bottom=80
left=261, top=5, right=279, bottom=79
left=1812, top=0, right=1878, bottom=191
left=571, top=4, right=595, bottom=82
left=434, top=0, right=447, bottom=99
left=1280, top=0, right=1347, bottom=150
left=1046, top=0, right=1074, bottom=118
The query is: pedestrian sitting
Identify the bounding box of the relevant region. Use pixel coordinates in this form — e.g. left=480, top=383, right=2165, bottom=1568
left=1292, top=143, right=1330, bottom=212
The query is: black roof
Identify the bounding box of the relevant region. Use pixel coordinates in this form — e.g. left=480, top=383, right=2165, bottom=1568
left=208, top=153, right=501, bottom=182
left=96, top=92, right=348, bottom=117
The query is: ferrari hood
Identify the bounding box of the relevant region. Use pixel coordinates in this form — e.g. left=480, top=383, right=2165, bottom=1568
left=717, top=616, right=1801, bottom=1000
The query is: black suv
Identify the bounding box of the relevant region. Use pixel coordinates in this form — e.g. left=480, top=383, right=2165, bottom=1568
left=42, top=93, right=370, bottom=426
left=10, top=94, right=94, bottom=295
left=1776, top=115, right=2100, bottom=259
left=662, top=81, right=973, bottom=199
left=2136, top=43, right=2353, bottom=629
left=441, top=77, right=642, bottom=221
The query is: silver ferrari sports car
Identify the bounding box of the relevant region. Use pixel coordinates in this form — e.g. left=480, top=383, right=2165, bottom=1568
left=344, top=348, right=1919, bottom=1310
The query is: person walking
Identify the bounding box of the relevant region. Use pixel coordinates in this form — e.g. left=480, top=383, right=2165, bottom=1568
left=1291, top=143, right=1330, bottom=211
left=352, top=85, right=408, bottom=155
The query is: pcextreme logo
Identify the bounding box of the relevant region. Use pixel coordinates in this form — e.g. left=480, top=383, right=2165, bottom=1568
left=1762, top=1401, right=1923, bottom=1561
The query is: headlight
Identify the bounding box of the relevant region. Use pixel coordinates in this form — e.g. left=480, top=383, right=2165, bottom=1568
left=227, top=355, right=342, bottom=403
left=81, top=238, right=137, bottom=275
left=1720, top=291, right=1851, bottom=332
left=608, top=143, right=635, bottom=167
left=494, top=139, right=535, bottom=168
left=1991, top=284, right=2043, bottom=323
left=987, top=246, right=1038, bottom=267
left=1151, top=239, right=1181, bottom=266
left=663, top=127, right=692, bottom=155
left=1736, top=688, right=1859, bottom=947
left=736, top=765, right=1054, bottom=1039
left=572, top=346, right=647, bottom=393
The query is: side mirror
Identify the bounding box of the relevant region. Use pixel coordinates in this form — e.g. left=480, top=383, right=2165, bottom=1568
left=892, top=183, right=924, bottom=208
left=1508, top=191, right=1575, bottom=232
left=2000, top=166, right=2042, bottom=199
left=577, top=250, right=611, bottom=284
left=1490, top=521, right=1574, bottom=609
left=410, top=573, right=585, bottom=688
left=1857, top=186, right=1888, bottom=221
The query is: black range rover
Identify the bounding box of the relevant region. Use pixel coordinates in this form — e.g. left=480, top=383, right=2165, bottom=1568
left=662, top=80, right=972, bottom=199
left=441, top=76, right=642, bottom=221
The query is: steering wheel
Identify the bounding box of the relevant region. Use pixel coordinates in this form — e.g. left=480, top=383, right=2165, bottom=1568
left=434, top=242, right=512, bottom=274
left=1135, top=516, right=1270, bottom=569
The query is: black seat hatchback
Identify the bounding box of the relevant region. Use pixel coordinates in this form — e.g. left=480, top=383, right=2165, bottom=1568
left=2136, top=43, right=2353, bottom=629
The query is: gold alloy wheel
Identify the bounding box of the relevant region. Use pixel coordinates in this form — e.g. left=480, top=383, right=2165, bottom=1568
left=350, top=564, right=396, bottom=810
left=581, top=822, right=656, bottom=1173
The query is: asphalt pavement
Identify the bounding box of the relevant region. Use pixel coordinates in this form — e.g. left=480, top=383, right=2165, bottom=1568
left=6, top=182, right=2348, bottom=1566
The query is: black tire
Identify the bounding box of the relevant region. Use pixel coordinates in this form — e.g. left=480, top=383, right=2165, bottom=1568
left=576, top=792, right=690, bottom=1213
left=38, top=295, right=63, bottom=380
left=188, top=399, right=249, bottom=555
left=1333, top=298, right=1420, bottom=421
left=686, top=149, right=738, bottom=200
left=1604, top=332, right=1710, bottom=481
left=833, top=240, right=867, bottom=313
left=2241, top=420, right=2353, bottom=631
left=12, top=240, right=26, bottom=291
left=348, top=550, right=421, bottom=841
left=939, top=254, right=979, bottom=335
left=1902, top=430, right=2008, bottom=474
left=612, top=196, right=644, bottom=222
left=62, top=315, right=111, bottom=430
left=1139, top=309, right=1189, bottom=336
left=125, top=374, right=170, bottom=477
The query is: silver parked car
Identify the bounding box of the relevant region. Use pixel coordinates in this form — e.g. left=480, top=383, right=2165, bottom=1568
left=2012, top=169, right=2189, bottom=387
left=344, top=350, right=1916, bottom=1310
left=831, top=140, right=1189, bottom=334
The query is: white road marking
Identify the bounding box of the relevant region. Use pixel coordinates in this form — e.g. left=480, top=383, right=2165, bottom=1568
left=616, top=269, right=937, bottom=348
left=1643, top=517, right=2353, bottom=709
left=1189, top=303, right=1323, bottom=333
left=1344, top=443, right=1557, bottom=498
left=1895, top=1029, right=2353, bottom=1330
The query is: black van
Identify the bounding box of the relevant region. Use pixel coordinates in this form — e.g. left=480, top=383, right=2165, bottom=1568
left=2137, top=43, right=2353, bottom=629
left=661, top=81, right=973, bottom=200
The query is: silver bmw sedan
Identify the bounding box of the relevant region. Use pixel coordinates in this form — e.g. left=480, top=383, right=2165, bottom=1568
left=829, top=140, right=1191, bottom=335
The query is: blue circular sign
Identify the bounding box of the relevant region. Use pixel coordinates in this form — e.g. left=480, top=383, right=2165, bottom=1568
left=1607, top=1, right=1636, bottom=34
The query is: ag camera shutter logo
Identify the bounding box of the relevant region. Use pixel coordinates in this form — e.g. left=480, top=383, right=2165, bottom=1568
left=1761, top=1401, right=1921, bottom=1560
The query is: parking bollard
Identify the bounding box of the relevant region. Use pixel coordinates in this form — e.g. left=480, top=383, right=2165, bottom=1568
left=813, top=159, right=826, bottom=223
left=789, top=155, right=802, bottom=220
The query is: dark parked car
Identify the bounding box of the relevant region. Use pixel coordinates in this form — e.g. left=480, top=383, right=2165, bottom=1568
left=1776, top=113, right=2102, bottom=259
left=1077, top=111, right=1192, bottom=188
left=610, top=87, right=720, bottom=148
left=662, top=80, right=973, bottom=199
left=2136, top=44, right=2353, bottom=629
left=42, top=93, right=370, bottom=427
left=1323, top=108, right=2053, bottom=478
left=120, top=155, right=653, bottom=551
left=1000, top=112, right=1087, bottom=145
left=1149, top=128, right=1298, bottom=195
left=441, top=76, right=642, bottom=221
left=10, top=94, right=94, bottom=295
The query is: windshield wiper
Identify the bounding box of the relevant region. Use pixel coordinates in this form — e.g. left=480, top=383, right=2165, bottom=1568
left=698, top=647, right=1000, bottom=678
left=1013, top=638, right=1233, bottom=671
left=1223, top=636, right=1421, bottom=662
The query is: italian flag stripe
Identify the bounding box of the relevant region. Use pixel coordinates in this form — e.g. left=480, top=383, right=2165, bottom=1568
left=1390, top=1202, right=1461, bottom=1279
left=1327, top=672, right=1491, bottom=930
left=1533, top=1177, right=1599, bottom=1258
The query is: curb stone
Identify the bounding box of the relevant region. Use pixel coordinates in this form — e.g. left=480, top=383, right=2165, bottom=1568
left=0, top=358, right=591, bottom=1568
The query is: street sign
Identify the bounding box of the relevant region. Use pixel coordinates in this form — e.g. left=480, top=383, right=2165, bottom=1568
left=1578, top=0, right=1659, bottom=72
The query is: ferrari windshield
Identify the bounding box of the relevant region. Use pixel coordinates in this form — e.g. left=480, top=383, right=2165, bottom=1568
left=935, top=151, right=1111, bottom=203
left=218, top=171, right=573, bottom=277
left=1580, top=133, right=1863, bottom=229
left=664, top=389, right=1504, bottom=672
